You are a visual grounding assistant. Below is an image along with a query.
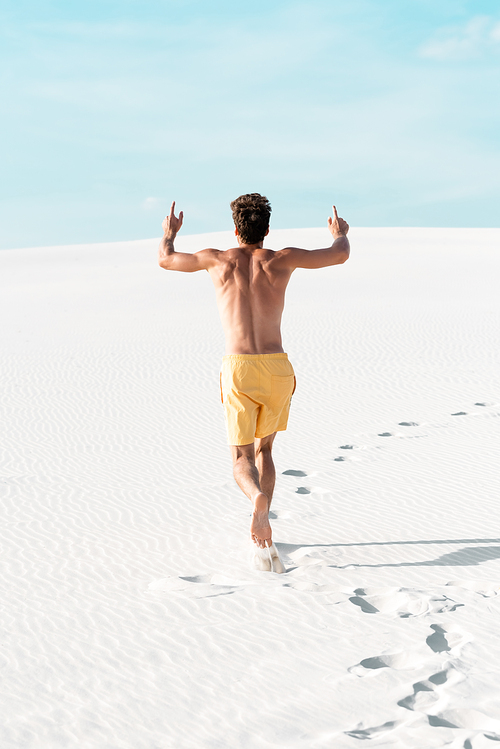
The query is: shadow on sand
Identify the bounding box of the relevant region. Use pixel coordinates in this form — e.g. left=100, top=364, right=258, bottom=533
left=276, top=538, right=500, bottom=569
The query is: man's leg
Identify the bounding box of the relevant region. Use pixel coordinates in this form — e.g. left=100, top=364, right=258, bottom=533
left=254, top=432, right=277, bottom=507
left=230, top=442, right=271, bottom=548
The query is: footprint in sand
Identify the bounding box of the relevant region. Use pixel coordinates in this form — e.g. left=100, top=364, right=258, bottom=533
left=349, top=587, right=428, bottom=617
left=348, top=587, right=461, bottom=618
left=397, top=665, right=463, bottom=712
left=283, top=469, right=307, bottom=477
left=428, top=710, right=500, bottom=733
left=466, top=734, right=500, bottom=747
left=426, top=623, right=471, bottom=655
left=344, top=720, right=402, bottom=740
left=348, top=649, right=426, bottom=676
left=349, top=594, right=379, bottom=614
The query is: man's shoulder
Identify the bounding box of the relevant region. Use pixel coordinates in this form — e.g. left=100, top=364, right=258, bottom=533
left=196, top=247, right=223, bottom=261
left=201, top=246, right=238, bottom=257
left=198, top=247, right=221, bottom=254
left=267, top=246, right=297, bottom=264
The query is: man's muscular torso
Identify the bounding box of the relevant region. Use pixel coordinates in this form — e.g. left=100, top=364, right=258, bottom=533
left=207, top=246, right=292, bottom=355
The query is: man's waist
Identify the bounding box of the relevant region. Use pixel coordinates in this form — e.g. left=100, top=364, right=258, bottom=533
left=222, top=352, right=289, bottom=361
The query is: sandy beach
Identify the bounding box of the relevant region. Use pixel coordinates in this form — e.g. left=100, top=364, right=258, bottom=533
left=1, top=226, right=499, bottom=748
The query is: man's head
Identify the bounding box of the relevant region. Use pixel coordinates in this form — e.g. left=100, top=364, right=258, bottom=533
left=230, top=193, right=271, bottom=245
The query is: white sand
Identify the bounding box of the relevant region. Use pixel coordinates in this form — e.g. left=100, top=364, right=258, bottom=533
left=1, top=227, right=499, bottom=748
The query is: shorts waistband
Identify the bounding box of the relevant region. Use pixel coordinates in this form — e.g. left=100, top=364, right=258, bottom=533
left=222, top=353, right=289, bottom=361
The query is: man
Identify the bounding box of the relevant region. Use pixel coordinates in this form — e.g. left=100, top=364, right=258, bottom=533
left=158, top=194, right=349, bottom=571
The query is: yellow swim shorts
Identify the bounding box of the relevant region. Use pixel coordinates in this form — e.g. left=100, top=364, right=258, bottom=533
left=220, top=353, right=296, bottom=446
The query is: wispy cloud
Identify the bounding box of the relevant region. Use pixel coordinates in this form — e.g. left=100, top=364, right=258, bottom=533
left=142, top=197, right=163, bottom=211
left=491, top=22, right=500, bottom=42
left=419, top=16, right=500, bottom=61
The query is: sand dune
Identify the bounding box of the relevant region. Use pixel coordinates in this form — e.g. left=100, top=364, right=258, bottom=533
left=1, top=227, right=499, bottom=748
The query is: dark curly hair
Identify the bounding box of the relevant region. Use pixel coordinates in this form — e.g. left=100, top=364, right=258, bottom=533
left=230, top=193, right=271, bottom=244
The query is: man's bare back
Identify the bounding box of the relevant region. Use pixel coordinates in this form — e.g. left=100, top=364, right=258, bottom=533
left=158, top=196, right=350, bottom=568
left=208, top=246, right=290, bottom=354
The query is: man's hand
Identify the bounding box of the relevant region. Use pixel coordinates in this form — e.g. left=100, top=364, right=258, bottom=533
left=162, top=201, right=184, bottom=238
left=159, top=201, right=217, bottom=272
left=328, top=205, right=349, bottom=238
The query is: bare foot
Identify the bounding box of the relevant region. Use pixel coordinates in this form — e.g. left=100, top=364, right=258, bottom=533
left=250, top=492, right=271, bottom=548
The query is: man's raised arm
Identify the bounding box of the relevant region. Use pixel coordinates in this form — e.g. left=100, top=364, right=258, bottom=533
left=276, top=205, right=350, bottom=270
left=158, top=201, right=217, bottom=272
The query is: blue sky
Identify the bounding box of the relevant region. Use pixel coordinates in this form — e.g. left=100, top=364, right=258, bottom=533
left=1, top=0, right=500, bottom=248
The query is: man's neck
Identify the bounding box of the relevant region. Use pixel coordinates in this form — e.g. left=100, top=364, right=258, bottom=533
left=236, top=240, right=265, bottom=250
